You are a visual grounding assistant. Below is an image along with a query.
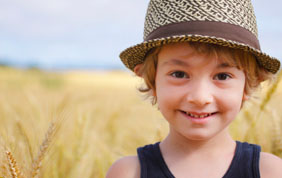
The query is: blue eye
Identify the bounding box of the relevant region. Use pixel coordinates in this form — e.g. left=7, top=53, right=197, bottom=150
left=171, top=71, right=188, bottom=78
left=214, top=73, right=231, bottom=80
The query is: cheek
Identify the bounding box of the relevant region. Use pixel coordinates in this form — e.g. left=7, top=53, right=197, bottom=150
left=155, top=80, right=181, bottom=114
left=218, top=86, right=245, bottom=115
left=156, top=85, right=174, bottom=109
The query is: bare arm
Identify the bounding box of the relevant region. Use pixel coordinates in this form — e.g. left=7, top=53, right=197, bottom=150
left=260, top=152, right=282, bottom=178
left=106, top=156, right=140, bottom=178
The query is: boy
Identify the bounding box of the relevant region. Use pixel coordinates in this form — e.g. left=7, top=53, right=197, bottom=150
left=107, top=0, right=282, bottom=177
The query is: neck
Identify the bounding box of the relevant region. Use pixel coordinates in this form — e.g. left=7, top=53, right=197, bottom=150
left=160, top=127, right=235, bottom=156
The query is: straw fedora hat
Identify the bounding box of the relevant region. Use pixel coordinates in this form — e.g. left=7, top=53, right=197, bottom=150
left=120, top=0, right=280, bottom=74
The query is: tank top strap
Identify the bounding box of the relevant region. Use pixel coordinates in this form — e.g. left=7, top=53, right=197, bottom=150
left=137, top=142, right=175, bottom=178
left=223, top=141, right=261, bottom=178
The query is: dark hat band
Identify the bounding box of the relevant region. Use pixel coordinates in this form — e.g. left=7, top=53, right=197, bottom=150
left=145, top=21, right=261, bottom=51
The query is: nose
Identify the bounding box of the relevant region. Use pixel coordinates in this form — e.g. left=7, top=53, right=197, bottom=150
left=185, top=80, right=213, bottom=107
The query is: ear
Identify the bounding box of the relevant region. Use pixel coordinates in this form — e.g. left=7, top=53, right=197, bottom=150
left=134, top=64, right=143, bottom=77
left=242, top=92, right=249, bottom=101
left=151, top=88, right=157, bottom=97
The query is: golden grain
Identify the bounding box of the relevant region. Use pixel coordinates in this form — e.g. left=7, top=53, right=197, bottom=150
left=31, top=122, right=56, bottom=178
left=6, top=151, right=21, bottom=178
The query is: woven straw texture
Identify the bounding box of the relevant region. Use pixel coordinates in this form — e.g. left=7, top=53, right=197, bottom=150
left=144, top=0, right=257, bottom=39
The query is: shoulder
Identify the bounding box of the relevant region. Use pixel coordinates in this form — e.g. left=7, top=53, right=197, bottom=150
left=106, top=156, right=140, bottom=178
left=259, top=152, right=282, bottom=178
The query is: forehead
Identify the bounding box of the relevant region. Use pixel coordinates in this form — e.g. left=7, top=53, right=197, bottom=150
left=157, top=42, right=236, bottom=66
left=158, top=43, right=193, bottom=59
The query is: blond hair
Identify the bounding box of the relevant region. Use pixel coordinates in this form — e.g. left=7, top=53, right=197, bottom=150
left=136, top=42, right=273, bottom=105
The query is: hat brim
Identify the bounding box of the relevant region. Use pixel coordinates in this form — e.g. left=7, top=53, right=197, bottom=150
left=120, top=34, right=280, bottom=74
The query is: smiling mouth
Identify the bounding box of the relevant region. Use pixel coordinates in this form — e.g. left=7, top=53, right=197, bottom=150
left=180, top=111, right=217, bottom=118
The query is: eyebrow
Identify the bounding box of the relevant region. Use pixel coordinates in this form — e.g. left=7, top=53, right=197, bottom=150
left=161, top=59, right=189, bottom=67
left=217, top=62, right=233, bottom=68
left=161, top=59, right=233, bottom=68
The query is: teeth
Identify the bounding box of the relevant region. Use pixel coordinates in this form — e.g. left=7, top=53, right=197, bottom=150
left=185, top=112, right=212, bottom=118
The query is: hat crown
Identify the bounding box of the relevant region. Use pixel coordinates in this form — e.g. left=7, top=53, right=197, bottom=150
left=144, top=0, right=258, bottom=40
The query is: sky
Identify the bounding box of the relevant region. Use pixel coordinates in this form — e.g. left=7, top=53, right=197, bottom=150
left=0, top=0, right=281, bottom=70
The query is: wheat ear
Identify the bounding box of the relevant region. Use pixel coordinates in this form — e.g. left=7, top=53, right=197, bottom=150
left=1, top=160, right=9, bottom=178
left=6, top=151, right=21, bottom=178
left=31, top=122, right=56, bottom=178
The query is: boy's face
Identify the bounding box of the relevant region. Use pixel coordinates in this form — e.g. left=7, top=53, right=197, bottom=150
left=155, top=43, right=246, bottom=141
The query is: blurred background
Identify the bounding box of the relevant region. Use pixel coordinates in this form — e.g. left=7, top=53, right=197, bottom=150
left=0, top=0, right=281, bottom=70
left=0, top=1, right=281, bottom=178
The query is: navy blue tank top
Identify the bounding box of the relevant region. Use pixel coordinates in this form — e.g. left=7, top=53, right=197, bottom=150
left=137, top=141, right=261, bottom=178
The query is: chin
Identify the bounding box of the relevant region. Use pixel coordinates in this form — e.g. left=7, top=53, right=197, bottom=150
left=179, top=130, right=215, bottom=141
left=182, top=128, right=230, bottom=142
left=185, top=134, right=213, bottom=141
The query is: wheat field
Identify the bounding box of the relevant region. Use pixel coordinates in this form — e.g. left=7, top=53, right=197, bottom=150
left=0, top=67, right=281, bottom=178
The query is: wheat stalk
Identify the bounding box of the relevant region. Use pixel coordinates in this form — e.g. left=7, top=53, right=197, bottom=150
left=244, top=71, right=282, bottom=142
left=6, top=151, right=21, bottom=178
left=260, top=70, right=282, bottom=111
left=270, top=111, right=282, bottom=157
left=16, top=122, right=34, bottom=163
left=154, top=126, right=164, bottom=142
